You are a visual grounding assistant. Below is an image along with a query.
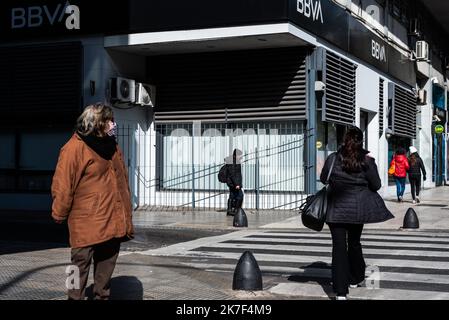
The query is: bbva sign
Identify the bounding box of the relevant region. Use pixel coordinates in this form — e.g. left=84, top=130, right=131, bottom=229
left=296, top=0, right=324, bottom=24
left=11, top=1, right=80, bottom=30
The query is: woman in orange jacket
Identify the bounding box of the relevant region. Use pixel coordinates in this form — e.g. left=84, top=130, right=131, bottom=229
left=390, top=147, right=410, bottom=202
left=51, top=103, right=134, bottom=300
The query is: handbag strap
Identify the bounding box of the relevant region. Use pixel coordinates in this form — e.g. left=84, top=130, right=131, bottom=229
left=325, top=153, right=337, bottom=185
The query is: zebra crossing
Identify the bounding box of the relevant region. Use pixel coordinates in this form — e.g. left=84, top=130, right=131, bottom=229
left=139, top=228, right=449, bottom=299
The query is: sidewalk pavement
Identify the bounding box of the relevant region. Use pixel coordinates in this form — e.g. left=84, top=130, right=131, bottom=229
left=132, top=186, right=449, bottom=231
left=1, top=186, right=448, bottom=300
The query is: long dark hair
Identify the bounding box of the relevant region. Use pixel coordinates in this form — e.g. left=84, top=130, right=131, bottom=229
left=409, top=153, right=419, bottom=166
left=340, top=126, right=367, bottom=173
left=396, top=147, right=406, bottom=156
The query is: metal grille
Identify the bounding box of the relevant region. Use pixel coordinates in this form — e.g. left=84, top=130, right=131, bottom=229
left=117, top=121, right=307, bottom=211
left=392, top=84, right=417, bottom=139
left=151, top=47, right=308, bottom=123
left=323, top=51, right=357, bottom=126
left=0, top=42, right=83, bottom=127
left=379, top=79, right=384, bottom=137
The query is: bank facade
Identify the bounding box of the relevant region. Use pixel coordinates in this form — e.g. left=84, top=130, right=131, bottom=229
left=1, top=0, right=448, bottom=211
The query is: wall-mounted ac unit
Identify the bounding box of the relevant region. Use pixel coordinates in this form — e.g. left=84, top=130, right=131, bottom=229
left=415, top=41, right=429, bottom=61
left=110, top=77, right=136, bottom=103
left=135, top=83, right=156, bottom=107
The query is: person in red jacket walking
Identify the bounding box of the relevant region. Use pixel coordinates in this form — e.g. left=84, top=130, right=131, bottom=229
left=390, top=147, right=410, bottom=202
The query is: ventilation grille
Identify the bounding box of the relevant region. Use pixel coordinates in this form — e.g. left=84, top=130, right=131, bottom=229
left=323, top=51, right=357, bottom=126
left=152, top=47, right=308, bottom=123
left=379, top=79, right=384, bottom=137
left=0, top=42, right=83, bottom=127
left=392, top=84, right=417, bottom=139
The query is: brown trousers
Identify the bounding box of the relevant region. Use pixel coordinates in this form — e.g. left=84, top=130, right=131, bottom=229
left=68, top=238, right=121, bottom=300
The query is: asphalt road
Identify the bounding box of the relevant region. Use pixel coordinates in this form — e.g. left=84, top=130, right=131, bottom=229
left=0, top=211, right=230, bottom=255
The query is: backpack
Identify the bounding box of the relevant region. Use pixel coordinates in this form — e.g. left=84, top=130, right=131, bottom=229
left=218, top=165, right=227, bottom=183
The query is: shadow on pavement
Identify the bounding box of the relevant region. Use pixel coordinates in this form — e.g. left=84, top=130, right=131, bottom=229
left=85, top=276, right=143, bottom=300
left=287, top=262, right=334, bottom=299
left=0, top=210, right=69, bottom=255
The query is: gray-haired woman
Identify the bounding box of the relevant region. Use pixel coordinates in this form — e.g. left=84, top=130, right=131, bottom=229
left=51, top=103, right=134, bottom=300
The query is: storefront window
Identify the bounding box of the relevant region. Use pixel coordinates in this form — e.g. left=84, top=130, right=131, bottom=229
left=0, top=131, right=71, bottom=192
left=157, top=122, right=305, bottom=193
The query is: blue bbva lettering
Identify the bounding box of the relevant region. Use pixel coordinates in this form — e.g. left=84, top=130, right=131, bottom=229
left=11, top=1, right=79, bottom=30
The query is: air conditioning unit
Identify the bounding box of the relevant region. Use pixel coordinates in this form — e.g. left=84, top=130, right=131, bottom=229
left=417, top=89, right=427, bottom=105
left=135, top=83, right=156, bottom=107
left=110, top=77, right=136, bottom=103
left=415, top=41, right=429, bottom=61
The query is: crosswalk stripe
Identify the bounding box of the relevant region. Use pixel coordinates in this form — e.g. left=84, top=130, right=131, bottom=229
left=169, top=250, right=449, bottom=270
left=249, top=233, right=449, bottom=243
left=180, top=262, right=449, bottom=285
left=224, top=239, right=449, bottom=250
left=202, top=242, right=449, bottom=258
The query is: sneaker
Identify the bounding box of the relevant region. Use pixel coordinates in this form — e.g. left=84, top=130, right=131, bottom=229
left=399, top=196, right=403, bottom=202
left=349, top=282, right=363, bottom=288
left=412, top=200, right=416, bottom=205
left=336, top=296, right=347, bottom=300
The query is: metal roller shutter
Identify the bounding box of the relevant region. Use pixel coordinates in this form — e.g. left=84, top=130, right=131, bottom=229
left=151, top=47, right=309, bottom=123
left=379, top=78, right=384, bottom=137
left=389, top=82, right=417, bottom=139
left=0, top=42, right=83, bottom=127
left=323, top=50, right=357, bottom=126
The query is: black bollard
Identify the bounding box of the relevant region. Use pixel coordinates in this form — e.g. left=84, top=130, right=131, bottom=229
left=403, top=208, right=419, bottom=229
left=232, top=251, right=263, bottom=291
left=233, top=208, right=248, bottom=228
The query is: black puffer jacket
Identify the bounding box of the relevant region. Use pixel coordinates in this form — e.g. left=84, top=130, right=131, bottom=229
left=224, top=156, right=242, bottom=190
left=407, top=154, right=426, bottom=179
left=320, top=152, right=394, bottom=224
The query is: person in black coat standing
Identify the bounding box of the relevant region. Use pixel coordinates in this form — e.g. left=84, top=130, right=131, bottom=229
left=407, top=146, right=426, bottom=204
left=225, top=149, right=243, bottom=216
left=320, top=126, right=394, bottom=300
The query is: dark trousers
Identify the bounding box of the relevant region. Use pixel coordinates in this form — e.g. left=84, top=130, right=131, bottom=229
left=328, top=223, right=366, bottom=296
left=227, top=189, right=244, bottom=214
left=68, top=238, right=121, bottom=300
left=409, top=177, right=421, bottom=200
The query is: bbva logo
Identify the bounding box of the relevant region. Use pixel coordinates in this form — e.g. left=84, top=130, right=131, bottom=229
left=297, top=0, right=324, bottom=24
left=11, top=1, right=80, bottom=30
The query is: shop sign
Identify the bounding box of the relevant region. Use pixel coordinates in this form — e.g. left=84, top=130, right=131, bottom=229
left=435, top=125, right=444, bottom=134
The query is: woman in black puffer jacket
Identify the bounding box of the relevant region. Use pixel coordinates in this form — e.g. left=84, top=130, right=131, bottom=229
left=224, top=149, right=243, bottom=216
left=320, top=126, right=394, bottom=300
left=407, top=146, right=426, bottom=204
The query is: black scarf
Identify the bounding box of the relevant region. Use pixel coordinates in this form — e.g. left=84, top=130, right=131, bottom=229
left=79, top=133, right=117, bottom=160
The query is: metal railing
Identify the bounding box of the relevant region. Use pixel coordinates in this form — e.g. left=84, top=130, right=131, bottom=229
left=117, top=121, right=307, bottom=211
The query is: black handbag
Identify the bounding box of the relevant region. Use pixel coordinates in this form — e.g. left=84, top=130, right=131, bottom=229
left=299, top=154, right=337, bottom=231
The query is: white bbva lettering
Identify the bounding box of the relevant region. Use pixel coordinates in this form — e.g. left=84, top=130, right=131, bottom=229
left=371, top=40, right=386, bottom=62
left=297, top=0, right=324, bottom=24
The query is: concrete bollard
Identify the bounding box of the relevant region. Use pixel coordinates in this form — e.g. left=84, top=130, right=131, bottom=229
left=233, top=208, right=248, bottom=228
left=232, top=251, right=263, bottom=291
left=403, top=208, right=419, bottom=229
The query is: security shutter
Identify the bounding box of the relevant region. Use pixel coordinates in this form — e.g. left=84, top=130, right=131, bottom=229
left=323, top=50, right=357, bottom=126
left=379, top=78, right=384, bottom=137
left=151, top=47, right=309, bottom=123
left=0, top=42, right=83, bottom=127
left=388, top=82, right=417, bottom=139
